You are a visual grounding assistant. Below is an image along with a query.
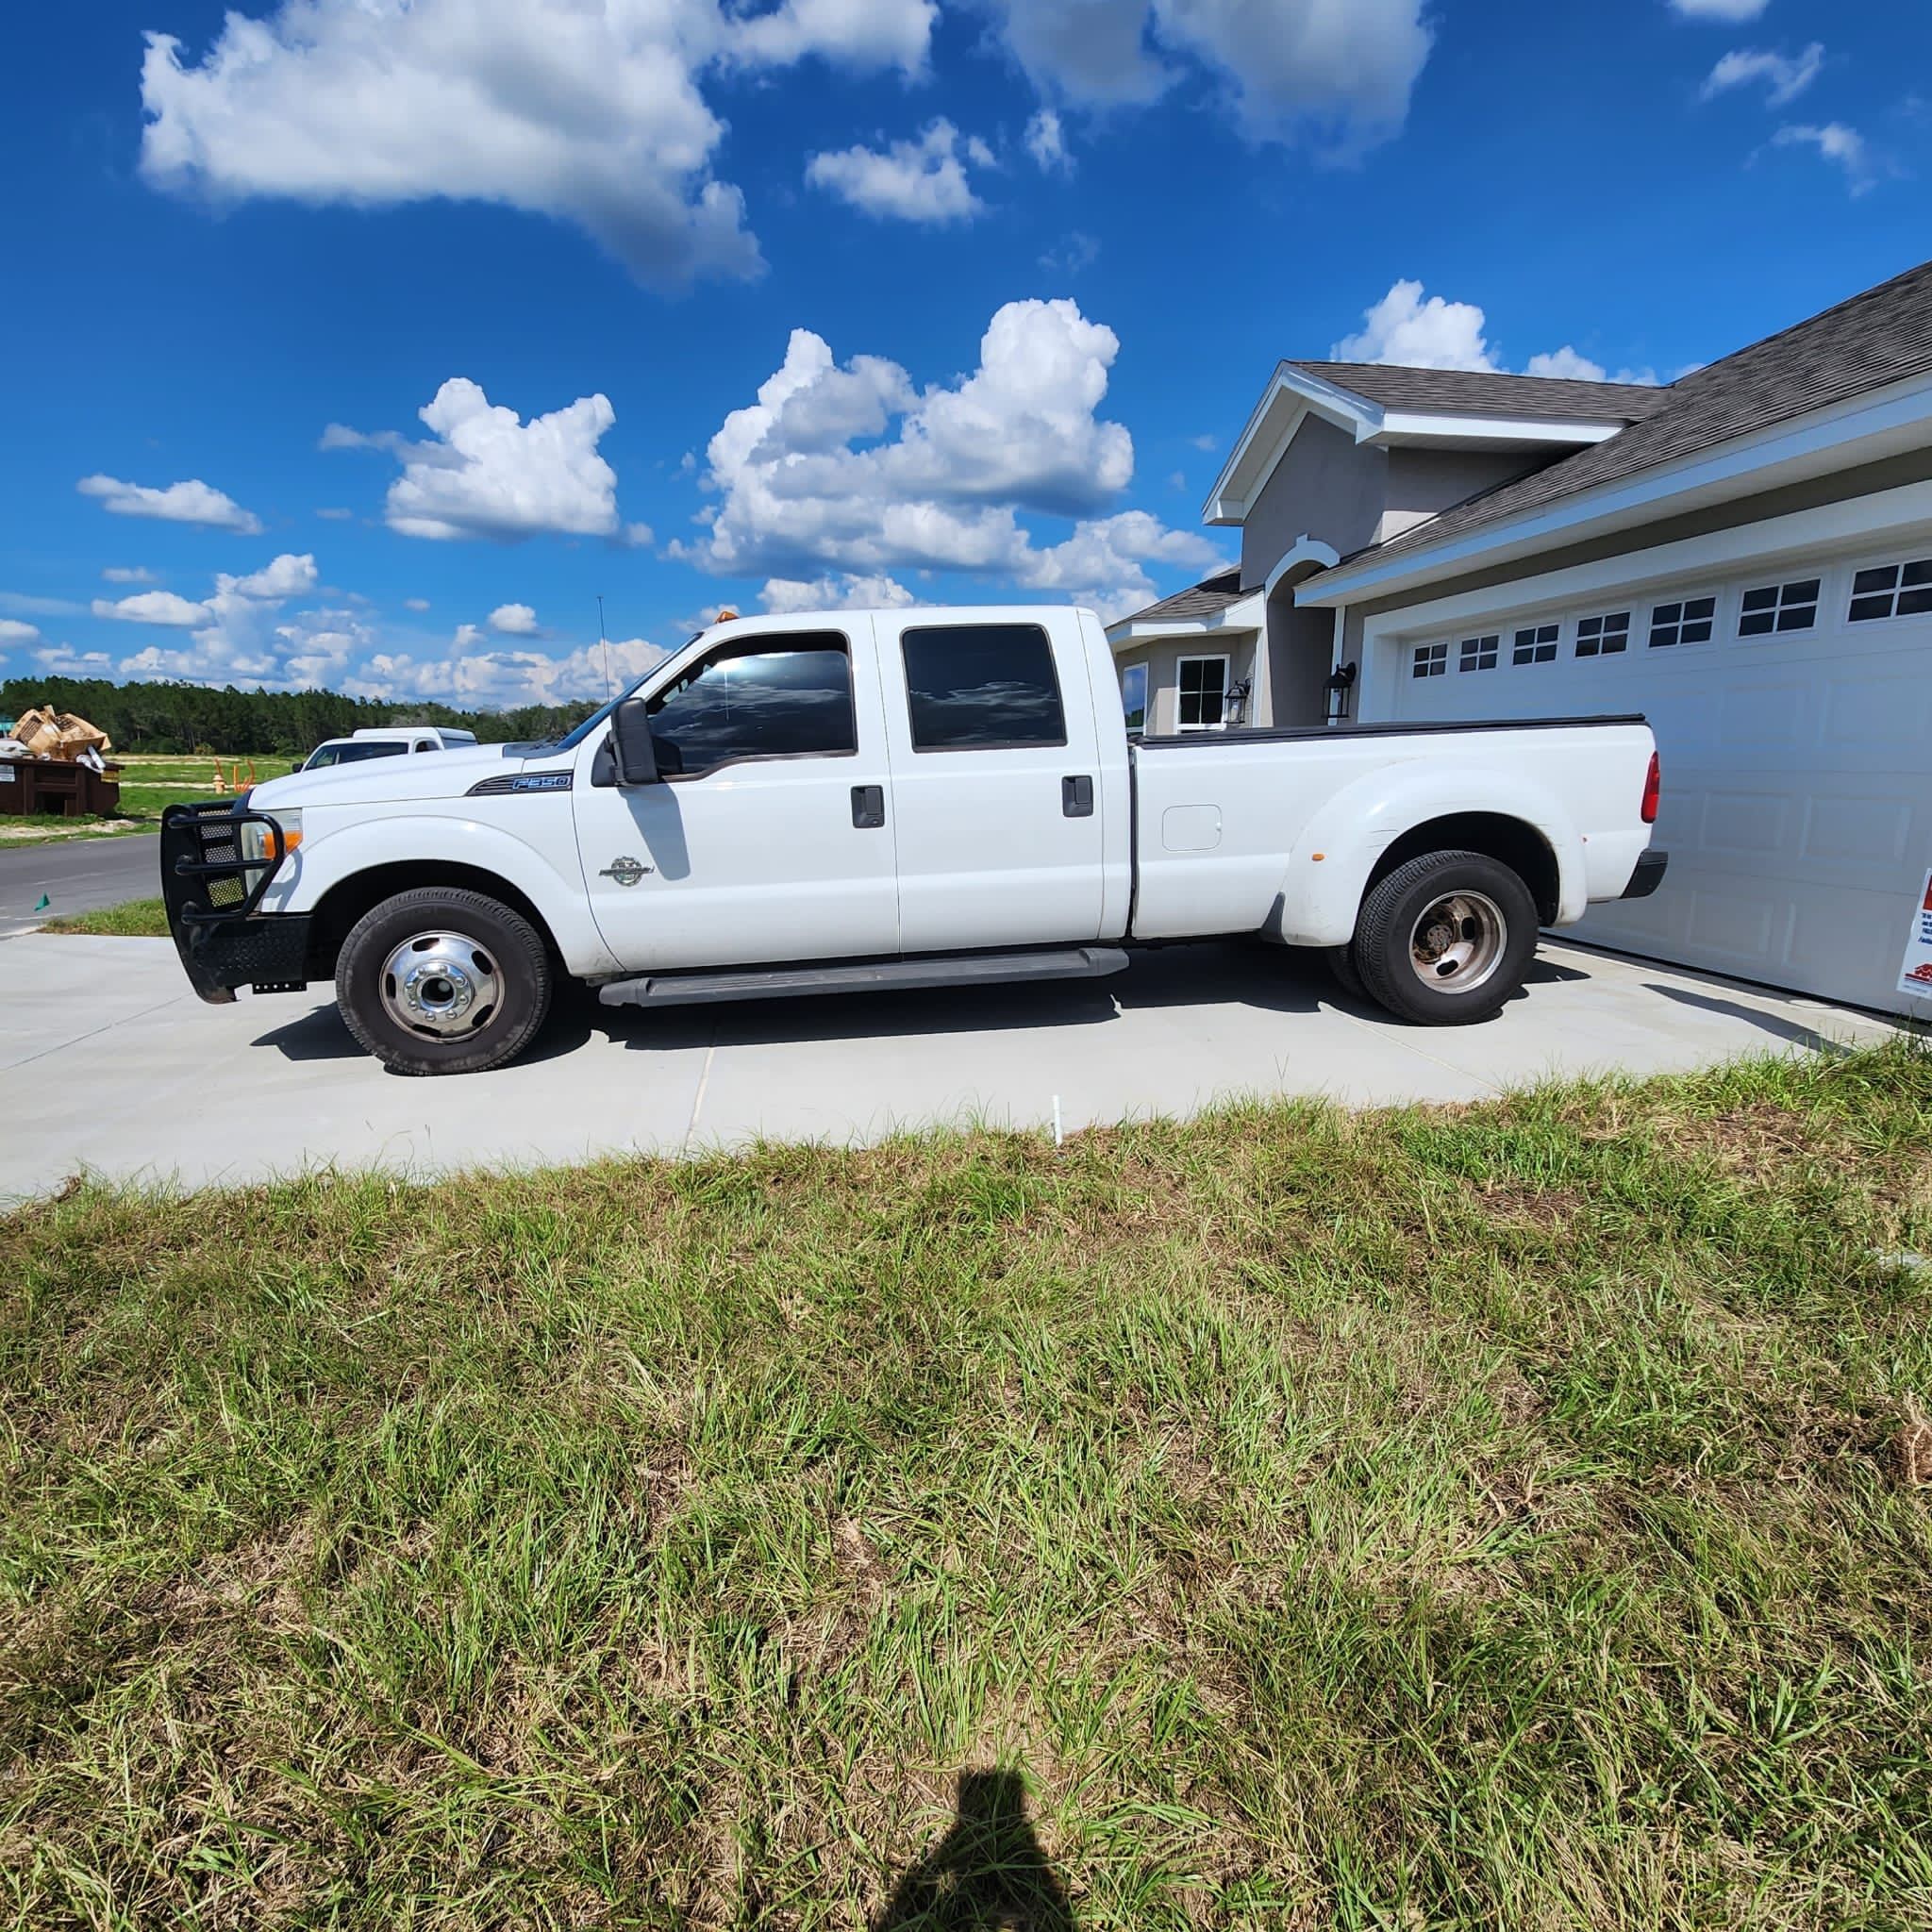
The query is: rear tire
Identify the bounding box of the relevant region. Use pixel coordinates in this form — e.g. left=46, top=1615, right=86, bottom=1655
left=1326, top=943, right=1367, bottom=1003
left=1351, top=849, right=1537, bottom=1026
left=336, top=887, right=552, bottom=1075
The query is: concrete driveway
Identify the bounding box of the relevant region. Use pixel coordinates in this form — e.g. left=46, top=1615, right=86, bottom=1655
left=0, top=931, right=1900, bottom=1205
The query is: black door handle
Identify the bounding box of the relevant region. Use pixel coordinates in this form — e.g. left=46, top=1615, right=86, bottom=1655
left=851, top=784, right=886, bottom=829
left=1061, top=774, right=1094, bottom=818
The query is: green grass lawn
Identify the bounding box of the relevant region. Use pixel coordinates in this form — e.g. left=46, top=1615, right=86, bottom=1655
left=0, top=753, right=297, bottom=846
left=4, top=1044, right=1930, bottom=1927
left=39, top=895, right=170, bottom=937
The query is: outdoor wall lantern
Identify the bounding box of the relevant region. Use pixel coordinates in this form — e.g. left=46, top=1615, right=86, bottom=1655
left=1325, top=660, right=1358, bottom=724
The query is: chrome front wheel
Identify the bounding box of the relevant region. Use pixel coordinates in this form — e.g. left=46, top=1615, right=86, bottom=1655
left=337, top=888, right=552, bottom=1074
left=378, top=930, right=504, bottom=1041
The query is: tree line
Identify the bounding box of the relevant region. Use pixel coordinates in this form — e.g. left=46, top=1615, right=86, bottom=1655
left=0, top=675, right=591, bottom=756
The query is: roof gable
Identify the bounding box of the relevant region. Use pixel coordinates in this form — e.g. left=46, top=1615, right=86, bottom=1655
left=1316, top=257, right=1932, bottom=588
left=1203, top=360, right=1649, bottom=526
left=1287, top=361, right=1669, bottom=425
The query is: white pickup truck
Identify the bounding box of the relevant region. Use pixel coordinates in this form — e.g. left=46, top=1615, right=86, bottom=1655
left=160, top=605, right=1665, bottom=1075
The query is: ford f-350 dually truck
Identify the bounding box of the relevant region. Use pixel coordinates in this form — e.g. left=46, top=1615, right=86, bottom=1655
left=160, top=605, right=1666, bottom=1075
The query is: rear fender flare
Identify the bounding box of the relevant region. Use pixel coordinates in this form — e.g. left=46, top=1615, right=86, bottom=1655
left=1272, top=763, right=1583, bottom=948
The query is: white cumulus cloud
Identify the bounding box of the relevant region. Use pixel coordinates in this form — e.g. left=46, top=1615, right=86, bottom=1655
left=758, top=573, right=917, bottom=613
left=488, top=602, right=541, bottom=634
left=1670, top=0, right=1769, bottom=20
left=807, top=120, right=993, bottom=224
left=138, top=0, right=936, bottom=289
left=76, top=474, right=262, bottom=534
left=1337, top=281, right=1660, bottom=385
left=226, top=552, right=318, bottom=598
left=325, top=378, right=627, bottom=541
left=92, top=590, right=212, bottom=626
left=1333, top=280, right=1498, bottom=370
left=978, top=0, right=1430, bottom=154
left=352, top=630, right=668, bottom=708
left=101, top=566, right=158, bottom=584
left=1703, top=43, right=1824, bottom=108
left=675, top=297, right=1218, bottom=617
left=0, top=618, right=42, bottom=643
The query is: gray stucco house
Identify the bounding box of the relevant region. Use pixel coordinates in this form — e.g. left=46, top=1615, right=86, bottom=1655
left=1109, top=259, right=1932, bottom=1009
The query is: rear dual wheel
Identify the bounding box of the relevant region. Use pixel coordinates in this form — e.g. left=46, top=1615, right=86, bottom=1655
left=1334, top=849, right=1538, bottom=1026
left=336, top=887, right=552, bottom=1074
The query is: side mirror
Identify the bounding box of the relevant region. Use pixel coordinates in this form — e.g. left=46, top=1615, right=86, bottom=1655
left=611, top=696, right=661, bottom=787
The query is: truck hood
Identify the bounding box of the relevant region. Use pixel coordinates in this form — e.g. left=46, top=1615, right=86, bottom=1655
left=250, top=743, right=565, bottom=811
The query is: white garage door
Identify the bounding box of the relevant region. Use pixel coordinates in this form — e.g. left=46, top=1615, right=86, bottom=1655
left=1380, top=537, right=1932, bottom=1011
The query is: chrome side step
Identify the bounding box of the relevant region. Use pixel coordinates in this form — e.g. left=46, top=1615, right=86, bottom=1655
left=597, top=945, right=1130, bottom=1009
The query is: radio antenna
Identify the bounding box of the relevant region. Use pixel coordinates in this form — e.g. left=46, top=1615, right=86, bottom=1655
left=596, top=594, right=612, bottom=700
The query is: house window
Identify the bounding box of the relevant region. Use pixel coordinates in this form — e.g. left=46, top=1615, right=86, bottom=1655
left=1738, top=577, right=1820, bottom=637
left=1411, top=641, right=1448, bottom=679
left=1458, top=633, right=1500, bottom=673
left=1512, top=624, right=1558, bottom=666
left=1575, top=611, right=1631, bottom=658
left=1176, top=655, right=1230, bottom=730
left=1119, top=661, right=1148, bottom=735
left=1648, top=595, right=1716, bottom=648
left=1848, top=558, right=1932, bottom=623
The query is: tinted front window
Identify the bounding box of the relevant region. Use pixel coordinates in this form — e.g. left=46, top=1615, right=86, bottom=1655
left=305, top=741, right=408, bottom=769
left=901, top=624, right=1065, bottom=750
left=645, top=634, right=855, bottom=777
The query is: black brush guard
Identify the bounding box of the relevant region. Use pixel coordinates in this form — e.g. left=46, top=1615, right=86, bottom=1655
left=159, top=799, right=312, bottom=1003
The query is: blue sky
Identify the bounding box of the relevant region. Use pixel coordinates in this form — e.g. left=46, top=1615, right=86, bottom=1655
left=2, top=0, right=1926, bottom=708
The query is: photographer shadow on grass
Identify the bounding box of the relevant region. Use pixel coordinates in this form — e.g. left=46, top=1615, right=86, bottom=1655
left=874, top=1768, right=1074, bottom=1930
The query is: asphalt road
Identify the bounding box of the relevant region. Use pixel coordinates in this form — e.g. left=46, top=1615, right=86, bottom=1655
left=0, top=832, right=159, bottom=939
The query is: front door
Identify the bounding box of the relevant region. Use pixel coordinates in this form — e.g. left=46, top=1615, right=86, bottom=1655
left=571, top=625, right=899, bottom=971
left=871, top=612, right=1108, bottom=952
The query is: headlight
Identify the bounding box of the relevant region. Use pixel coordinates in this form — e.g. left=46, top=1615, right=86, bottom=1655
left=240, top=808, right=302, bottom=870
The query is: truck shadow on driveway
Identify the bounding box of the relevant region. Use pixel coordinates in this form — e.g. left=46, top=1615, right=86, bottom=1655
left=605, top=940, right=1334, bottom=1057
left=251, top=941, right=1598, bottom=1068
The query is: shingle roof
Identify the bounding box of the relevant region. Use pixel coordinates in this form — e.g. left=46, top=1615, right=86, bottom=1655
left=1115, top=565, right=1247, bottom=627
left=1290, top=360, right=1672, bottom=425
left=1331, top=257, right=1932, bottom=575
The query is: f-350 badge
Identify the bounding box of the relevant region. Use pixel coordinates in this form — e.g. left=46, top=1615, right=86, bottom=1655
left=599, top=856, right=652, bottom=887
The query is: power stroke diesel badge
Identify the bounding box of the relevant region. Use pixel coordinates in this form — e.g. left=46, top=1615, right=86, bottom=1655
left=599, top=856, right=652, bottom=886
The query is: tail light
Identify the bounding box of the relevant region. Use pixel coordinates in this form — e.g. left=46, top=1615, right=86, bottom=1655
left=1641, top=751, right=1660, bottom=824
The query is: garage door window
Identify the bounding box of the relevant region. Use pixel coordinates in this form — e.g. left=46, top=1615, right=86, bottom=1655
left=1411, top=641, right=1448, bottom=679
left=1739, top=577, right=1819, bottom=637
left=1458, top=633, right=1499, bottom=672
left=1649, top=596, right=1715, bottom=648
left=1848, top=558, right=1932, bottom=623
left=1512, top=624, right=1558, bottom=666
left=1575, top=611, right=1630, bottom=658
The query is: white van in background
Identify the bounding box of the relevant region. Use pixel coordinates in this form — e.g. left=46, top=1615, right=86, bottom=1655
left=300, top=726, right=478, bottom=772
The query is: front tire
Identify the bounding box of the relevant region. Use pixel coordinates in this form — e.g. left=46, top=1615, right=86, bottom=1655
left=336, top=887, right=552, bottom=1074
left=1349, top=849, right=1537, bottom=1026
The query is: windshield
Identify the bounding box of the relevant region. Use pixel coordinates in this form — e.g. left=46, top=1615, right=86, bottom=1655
left=304, top=741, right=409, bottom=770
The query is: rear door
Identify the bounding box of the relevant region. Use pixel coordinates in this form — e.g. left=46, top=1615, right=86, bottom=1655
left=872, top=611, right=1107, bottom=952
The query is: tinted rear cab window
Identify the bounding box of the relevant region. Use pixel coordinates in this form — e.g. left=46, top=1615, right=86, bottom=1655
left=901, top=624, right=1066, bottom=750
